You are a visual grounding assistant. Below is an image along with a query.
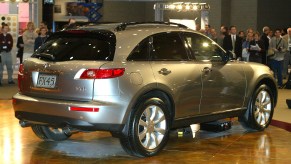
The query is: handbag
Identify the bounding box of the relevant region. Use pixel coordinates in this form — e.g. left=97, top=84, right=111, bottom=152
left=267, top=48, right=274, bottom=57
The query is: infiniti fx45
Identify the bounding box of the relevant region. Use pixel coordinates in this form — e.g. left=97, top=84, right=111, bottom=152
left=13, top=22, right=277, bottom=157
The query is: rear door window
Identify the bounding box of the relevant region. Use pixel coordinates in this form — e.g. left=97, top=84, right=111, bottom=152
left=150, top=32, right=189, bottom=61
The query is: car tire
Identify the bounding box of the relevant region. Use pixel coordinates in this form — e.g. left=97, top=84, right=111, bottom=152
left=239, top=84, right=274, bottom=131
left=31, top=125, right=71, bottom=141
left=119, top=95, right=171, bottom=157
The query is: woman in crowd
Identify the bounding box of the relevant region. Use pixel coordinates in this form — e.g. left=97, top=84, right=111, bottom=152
left=34, top=27, right=48, bottom=51
left=22, top=22, right=38, bottom=60
left=242, top=32, right=254, bottom=62
left=249, top=32, right=265, bottom=63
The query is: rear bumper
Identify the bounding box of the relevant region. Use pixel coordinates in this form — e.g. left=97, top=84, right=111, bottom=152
left=12, top=93, right=126, bottom=132
left=15, top=111, right=124, bottom=131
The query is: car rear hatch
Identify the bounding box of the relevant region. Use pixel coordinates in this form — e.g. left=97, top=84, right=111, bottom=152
left=19, top=30, right=116, bottom=101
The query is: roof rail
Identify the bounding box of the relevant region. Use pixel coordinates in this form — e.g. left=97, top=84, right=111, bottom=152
left=61, top=22, right=119, bottom=31
left=115, top=22, right=188, bottom=31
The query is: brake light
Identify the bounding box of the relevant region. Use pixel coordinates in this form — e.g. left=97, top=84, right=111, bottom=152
left=79, top=68, right=125, bottom=79
left=12, top=98, right=16, bottom=105
left=69, top=106, right=99, bottom=112
left=18, top=64, right=24, bottom=91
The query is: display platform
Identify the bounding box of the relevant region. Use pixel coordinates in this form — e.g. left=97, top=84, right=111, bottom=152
left=1, top=99, right=291, bottom=163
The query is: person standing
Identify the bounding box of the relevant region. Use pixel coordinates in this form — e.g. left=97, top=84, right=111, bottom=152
left=242, top=32, right=254, bottom=62
left=34, top=27, right=48, bottom=51
left=204, top=24, right=212, bottom=38
left=0, top=24, right=14, bottom=86
left=238, top=31, right=246, bottom=41
left=282, top=28, right=291, bottom=79
left=261, top=26, right=270, bottom=65
left=217, top=25, right=228, bottom=47
left=63, top=18, right=77, bottom=30
left=249, top=32, right=265, bottom=63
left=269, top=29, right=288, bottom=88
left=223, top=25, right=243, bottom=59
left=210, top=28, right=218, bottom=43
left=22, top=22, right=38, bottom=60
left=16, top=28, right=24, bottom=64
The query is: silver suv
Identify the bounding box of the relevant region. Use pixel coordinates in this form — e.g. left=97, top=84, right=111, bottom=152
left=13, top=22, right=277, bottom=157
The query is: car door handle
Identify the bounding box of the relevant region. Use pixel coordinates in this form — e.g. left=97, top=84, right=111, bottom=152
left=158, top=68, right=171, bottom=75
left=202, top=67, right=212, bottom=73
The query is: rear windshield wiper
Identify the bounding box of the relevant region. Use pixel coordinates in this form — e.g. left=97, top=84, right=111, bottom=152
left=33, top=53, right=56, bottom=61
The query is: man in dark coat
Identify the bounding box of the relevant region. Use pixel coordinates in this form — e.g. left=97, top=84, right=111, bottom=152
left=223, top=25, right=243, bottom=59
left=16, top=30, right=24, bottom=64
left=260, top=26, right=270, bottom=65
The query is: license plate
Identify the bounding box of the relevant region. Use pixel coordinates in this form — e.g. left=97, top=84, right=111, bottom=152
left=36, top=74, right=57, bottom=88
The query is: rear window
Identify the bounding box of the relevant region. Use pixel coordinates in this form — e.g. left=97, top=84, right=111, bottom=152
left=32, top=30, right=116, bottom=61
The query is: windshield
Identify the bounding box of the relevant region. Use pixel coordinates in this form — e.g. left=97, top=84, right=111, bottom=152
left=32, top=30, right=116, bottom=61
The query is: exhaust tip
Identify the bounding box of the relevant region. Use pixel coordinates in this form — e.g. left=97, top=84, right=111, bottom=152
left=19, top=120, right=32, bottom=127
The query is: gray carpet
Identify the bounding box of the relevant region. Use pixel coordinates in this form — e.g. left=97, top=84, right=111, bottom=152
left=0, top=79, right=18, bottom=100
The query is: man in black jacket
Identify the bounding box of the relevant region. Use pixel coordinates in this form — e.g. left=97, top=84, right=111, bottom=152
left=0, top=24, right=14, bottom=86
left=223, top=25, right=243, bottom=59
left=261, top=26, right=270, bottom=65
left=16, top=29, right=24, bottom=64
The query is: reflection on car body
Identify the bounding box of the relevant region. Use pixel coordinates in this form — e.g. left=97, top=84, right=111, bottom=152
left=12, top=22, right=277, bottom=157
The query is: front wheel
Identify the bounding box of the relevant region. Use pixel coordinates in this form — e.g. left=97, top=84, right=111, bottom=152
left=119, top=97, right=171, bottom=157
left=239, top=84, right=274, bottom=131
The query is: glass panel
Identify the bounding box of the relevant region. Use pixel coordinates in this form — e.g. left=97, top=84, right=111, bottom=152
left=184, top=33, right=224, bottom=62
left=127, top=38, right=149, bottom=61
left=33, top=32, right=115, bottom=61
left=151, top=33, right=189, bottom=61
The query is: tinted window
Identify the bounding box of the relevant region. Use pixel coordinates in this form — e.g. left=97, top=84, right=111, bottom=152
left=183, top=33, right=224, bottom=62
left=33, top=31, right=115, bottom=61
left=151, top=33, right=189, bottom=61
left=127, top=38, right=149, bottom=61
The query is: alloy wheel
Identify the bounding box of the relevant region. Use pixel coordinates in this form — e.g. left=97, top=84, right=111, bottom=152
left=254, top=90, right=272, bottom=126
left=138, top=105, right=166, bottom=150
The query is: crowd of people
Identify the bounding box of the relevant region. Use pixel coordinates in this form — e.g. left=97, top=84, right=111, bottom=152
left=0, top=21, right=291, bottom=88
left=201, top=24, right=291, bottom=88
left=0, top=21, right=50, bottom=86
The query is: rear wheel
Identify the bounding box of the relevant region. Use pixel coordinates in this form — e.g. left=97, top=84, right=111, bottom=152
left=239, top=84, right=274, bottom=131
left=31, top=125, right=71, bottom=141
left=119, top=96, right=171, bottom=157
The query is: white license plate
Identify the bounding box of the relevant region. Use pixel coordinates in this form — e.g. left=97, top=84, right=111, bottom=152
left=36, top=74, right=57, bottom=88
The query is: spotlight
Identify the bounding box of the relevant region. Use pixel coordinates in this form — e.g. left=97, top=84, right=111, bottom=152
left=185, top=4, right=191, bottom=10
left=169, top=4, right=175, bottom=10
left=193, top=5, right=198, bottom=10
left=176, top=4, right=183, bottom=10
left=197, top=4, right=202, bottom=10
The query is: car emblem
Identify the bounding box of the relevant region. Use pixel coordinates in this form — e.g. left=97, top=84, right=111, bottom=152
left=44, top=63, right=50, bottom=69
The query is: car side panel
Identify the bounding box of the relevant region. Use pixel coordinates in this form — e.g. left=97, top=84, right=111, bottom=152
left=200, top=61, right=246, bottom=114
left=150, top=61, right=203, bottom=118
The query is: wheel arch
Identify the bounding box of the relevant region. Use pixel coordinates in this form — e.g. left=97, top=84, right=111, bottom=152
left=239, top=80, right=276, bottom=130
left=122, top=89, right=175, bottom=127
left=246, top=76, right=278, bottom=108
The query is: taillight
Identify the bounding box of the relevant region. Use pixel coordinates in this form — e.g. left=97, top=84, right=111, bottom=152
left=69, top=106, right=99, bottom=112
left=79, top=68, right=125, bottom=79
left=18, top=64, right=24, bottom=91
left=12, top=98, right=16, bottom=105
